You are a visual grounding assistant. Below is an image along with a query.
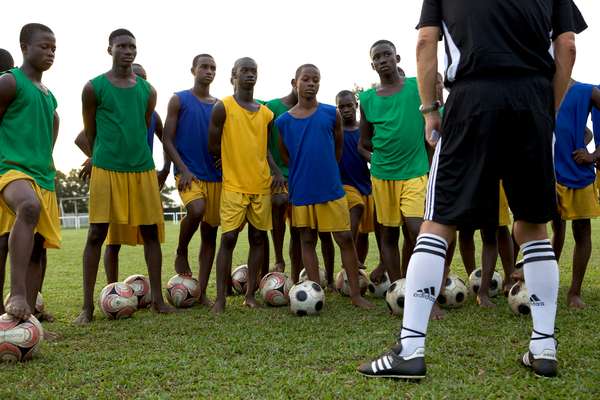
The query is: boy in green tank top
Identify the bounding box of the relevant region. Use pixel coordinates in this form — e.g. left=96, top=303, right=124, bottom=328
left=358, top=40, right=437, bottom=313
left=74, top=29, right=175, bottom=325
left=0, top=24, right=61, bottom=321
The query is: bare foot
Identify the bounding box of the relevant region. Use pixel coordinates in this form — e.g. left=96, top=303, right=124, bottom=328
left=430, top=303, right=446, bottom=320
left=327, top=283, right=336, bottom=292
left=43, top=330, right=62, bottom=342
left=6, top=295, right=32, bottom=320
left=197, top=295, right=214, bottom=308
left=511, top=269, right=524, bottom=282
left=477, top=295, right=496, bottom=308
left=36, top=310, right=55, bottom=323
left=211, top=299, right=225, bottom=314
left=273, top=262, right=285, bottom=273
left=358, top=263, right=367, bottom=270
left=567, top=294, right=586, bottom=309
left=502, top=279, right=515, bottom=297
left=369, top=263, right=386, bottom=284
left=174, top=252, right=192, bottom=276
left=151, top=303, right=179, bottom=314
left=73, top=309, right=94, bottom=325
left=243, top=296, right=261, bottom=309
left=351, top=295, right=375, bottom=309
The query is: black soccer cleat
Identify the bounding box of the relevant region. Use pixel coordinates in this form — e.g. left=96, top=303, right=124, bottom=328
left=357, top=342, right=426, bottom=379
left=521, top=329, right=558, bottom=377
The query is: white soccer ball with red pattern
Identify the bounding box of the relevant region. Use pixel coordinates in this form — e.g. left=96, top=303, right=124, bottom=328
left=165, top=275, right=201, bottom=308
left=0, top=313, right=44, bottom=362
left=335, top=269, right=370, bottom=296
left=259, top=272, right=293, bottom=306
left=4, top=292, right=45, bottom=314
left=123, top=274, right=152, bottom=308
left=231, top=265, right=249, bottom=295
left=299, top=267, right=328, bottom=288
left=99, top=282, right=138, bottom=319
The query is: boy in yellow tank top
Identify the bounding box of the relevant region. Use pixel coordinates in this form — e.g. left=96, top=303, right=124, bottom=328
left=208, top=57, right=285, bottom=313
left=0, top=24, right=61, bottom=320
left=74, top=29, right=175, bottom=325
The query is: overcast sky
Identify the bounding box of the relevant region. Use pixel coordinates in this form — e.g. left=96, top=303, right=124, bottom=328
left=2, top=0, right=598, bottom=174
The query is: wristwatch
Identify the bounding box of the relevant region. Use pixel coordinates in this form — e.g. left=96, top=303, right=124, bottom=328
left=419, top=100, right=442, bottom=114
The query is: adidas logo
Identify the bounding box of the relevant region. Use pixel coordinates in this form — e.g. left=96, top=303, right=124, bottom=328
left=529, top=294, right=545, bottom=306
left=414, top=286, right=437, bottom=302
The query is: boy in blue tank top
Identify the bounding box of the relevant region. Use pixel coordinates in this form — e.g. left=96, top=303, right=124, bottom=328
left=162, top=54, right=221, bottom=307
left=276, top=64, right=373, bottom=310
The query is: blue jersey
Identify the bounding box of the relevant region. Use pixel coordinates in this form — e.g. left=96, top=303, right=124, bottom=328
left=338, top=128, right=372, bottom=195
left=276, top=103, right=345, bottom=206
left=173, top=90, right=221, bottom=182
left=146, top=111, right=158, bottom=150
left=554, top=83, right=599, bottom=189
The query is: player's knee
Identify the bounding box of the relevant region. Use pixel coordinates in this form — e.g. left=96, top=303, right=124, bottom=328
left=186, top=201, right=204, bottom=220
left=18, top=199, right=41, bottom=225
left=220, top=231, right=237, bottom=249
left=248, top=228, right=266, bottom=246
left=572, top=219, right=591, bottom=242
left=87, top=225, right=108, bottom=245
left=333, top=231, right=354, bottom=247
left=272, top=193, right=288, bottom=208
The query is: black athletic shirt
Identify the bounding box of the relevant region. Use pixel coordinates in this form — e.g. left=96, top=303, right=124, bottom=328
left=417, top=0, right=587, bottom=86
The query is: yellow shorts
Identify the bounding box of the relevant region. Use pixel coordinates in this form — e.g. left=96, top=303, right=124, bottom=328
left=372, top=175, right=427, bottom=227
left=344, top=185, right=375, bottom=233
left=90, top=167, right=164, bottom=245
left=220, top=190, right=272, bottom=233
left=498, top=181, right=511, bottom=227
left=291, top=196, right=350, bottom=232
left=176, top=176, right=222, bottom=227
left=556, top=182, right=600, bottom=220
left=0, top=170, right=61, bottom=249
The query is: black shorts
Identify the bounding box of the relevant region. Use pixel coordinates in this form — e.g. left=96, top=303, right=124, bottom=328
left=425, top=75, right=556, bottom=229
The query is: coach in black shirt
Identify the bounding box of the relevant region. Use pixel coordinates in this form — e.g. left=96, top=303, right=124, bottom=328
left=358, top=0, right=586, bottom=379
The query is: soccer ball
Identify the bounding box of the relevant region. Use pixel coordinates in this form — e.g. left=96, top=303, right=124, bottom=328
left=299, top=267, right=328, bottom=288
left=99, top=282, right=138, bottom=320
left=231, top=265, right=249, bottom=295
left=0, top=313, right=44, bottom=362
left=123, top=274, right=152, bottom=308
left=289, top=280, right=325, bottom=316
left=334, top=269, right=369, bottom=296
left=367, top=272, right=391, bottom=298
left=385, top=279, right=406, bottom=316
left=468, top=268, right=503, bottom=297
left=508, top=281, right=531, bottom=315
left=260, top=272, right=293, bottom=306
left=165, top=275, right=201, bottom=308
left=4, top=292, right=45, bottom=314
left=438, top=274, right=468, bottom=308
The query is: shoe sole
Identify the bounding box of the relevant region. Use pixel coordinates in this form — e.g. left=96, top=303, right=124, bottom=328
left=357, top=370, right=426, bottom=380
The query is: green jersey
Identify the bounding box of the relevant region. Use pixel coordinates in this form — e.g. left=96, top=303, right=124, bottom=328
left=90, top=74, right=155, bottom=172
left=359, top=77, right=429, bottom=180
left=0, top=68, right=57, bottom=191
left=265, top=98, right=290, bottom=178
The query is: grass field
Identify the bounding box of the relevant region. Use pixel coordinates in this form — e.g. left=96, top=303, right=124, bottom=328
left=1, top=222, right=600, bottom=399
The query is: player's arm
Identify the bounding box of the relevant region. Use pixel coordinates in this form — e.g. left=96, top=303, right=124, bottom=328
left=572, top=87, right=600, bottom=165
left=163, top=95, right=194, bottom=191
left=74, top=129, right=93, bottom=182
left=416, top=25, right=442, bottom=149
left=82, top=81, right=98, bottom=156
left=334, top=110, right=344, bottom=162
left=52, top=111, right=59, bottom=147
left=267, top=120, right=285, bottom=189
left=152, top=112, right=170, bottom=189
left=358, top=106, right=373, bottom=162
left=0, top=73, right=17, bottom=122
left=278, top=126, right=290, bottom=166
left=553, top=32, right=576, bottom=110
left=208, top=100, right=226, bottom=168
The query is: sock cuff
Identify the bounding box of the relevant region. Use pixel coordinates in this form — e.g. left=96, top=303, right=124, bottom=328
left=416, top=233, right=448, bottom=248
left=413, top=233, right=448, bottom=259
left=521, top=239, right=555, bottom=264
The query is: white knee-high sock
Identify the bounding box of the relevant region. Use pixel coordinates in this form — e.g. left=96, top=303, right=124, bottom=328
left=522, top=239, right=559, bottom=355
left=399, top=233, right=447, bottom=357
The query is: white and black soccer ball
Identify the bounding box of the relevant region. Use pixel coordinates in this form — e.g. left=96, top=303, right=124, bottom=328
left=438, top=274, right=468, bottom=308
left=259, top=272, right=293, bottom=306
left=385, top=279, right=406, bottom=316
left=334, top=269, right=369, bottom=296
left=289, top=280, right=325, bottom=316
left=298, top=267, right=328, bottom=288
left=468, top=268, right=503, bottom=297
left=367, top=272, right=391, bottom=298
left=508, top=281, right=531, bottom=316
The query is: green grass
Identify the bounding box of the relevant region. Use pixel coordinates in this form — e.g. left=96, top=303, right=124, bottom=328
left=1, top=222, right=600, bottom=399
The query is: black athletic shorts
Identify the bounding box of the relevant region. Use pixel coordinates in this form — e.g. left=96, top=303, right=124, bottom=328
left=425, top=75, right=556, bottom=229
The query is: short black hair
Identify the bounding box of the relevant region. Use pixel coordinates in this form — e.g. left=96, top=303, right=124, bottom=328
left=295, top=63, right=319, bottom=79
left=19, top=23, right=54, bottom=45
left=0, top=49, right=14, bottom=72
left=109, top=28, right=135, bottom=45
left=192, top=53, right=214, bottom=68
left=336, top=90, right=355, bottom=102
left=370, top=39, right=396, bottom=53
left=232, top=57, right=256, bottom=76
